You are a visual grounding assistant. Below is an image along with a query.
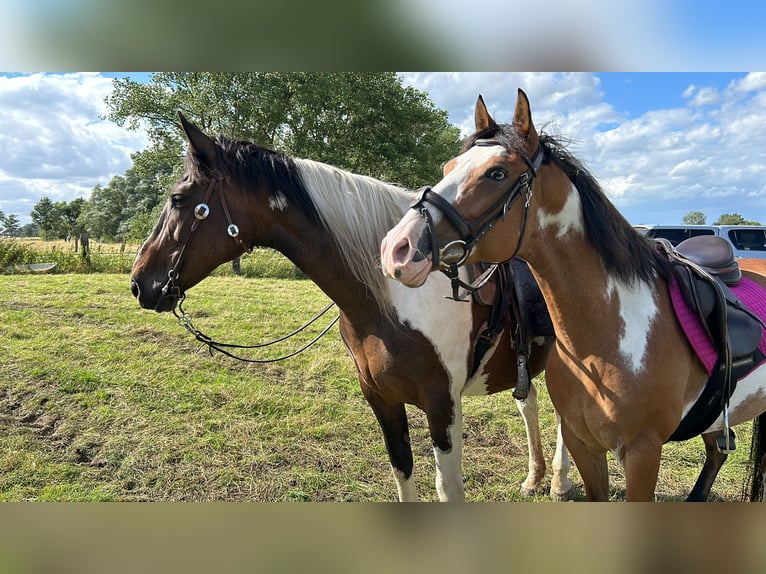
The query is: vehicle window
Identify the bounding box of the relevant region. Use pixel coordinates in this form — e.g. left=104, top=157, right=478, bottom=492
left=646, top=228, right=715, bottom=246
left=727, top=229, right=766, bottom=251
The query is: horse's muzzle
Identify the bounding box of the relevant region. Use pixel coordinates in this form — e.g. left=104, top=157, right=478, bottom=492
left=130, top=277, right=178, bottom=313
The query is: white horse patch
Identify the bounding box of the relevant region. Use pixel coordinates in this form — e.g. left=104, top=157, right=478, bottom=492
left=606, top=275, right=658, bottom=374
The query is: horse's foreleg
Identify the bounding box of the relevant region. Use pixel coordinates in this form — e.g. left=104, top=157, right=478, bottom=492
left=550, top=411, right=575, bottom=500
left=686, top=431, right=730, bottom=501
left=428, top=397, right=465, bottom=502
left=515, top=384, right=546, bottom=496
left=623, top=436, right=663, bottom=502
left=363, top=390, right=417, bottom=501
left=561, top=420, right=609, bottom=501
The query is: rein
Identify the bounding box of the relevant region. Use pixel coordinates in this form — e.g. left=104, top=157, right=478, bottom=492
left=410, top=141, right=544, bottom=301
left=173, top=296, right=340, bottom=363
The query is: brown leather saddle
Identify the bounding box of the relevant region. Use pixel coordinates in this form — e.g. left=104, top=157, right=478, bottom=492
left=660, top=235, right=761, bottom=358
left=657, top=235, right=766, bottom=448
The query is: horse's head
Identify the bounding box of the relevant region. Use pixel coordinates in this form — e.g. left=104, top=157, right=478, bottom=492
left=381, top=89, right=542, bottom=287
left=130, top=114, right=254, bottom=312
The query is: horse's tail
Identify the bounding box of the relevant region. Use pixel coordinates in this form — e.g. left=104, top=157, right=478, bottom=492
left=744, top=412, right=766, bottom=501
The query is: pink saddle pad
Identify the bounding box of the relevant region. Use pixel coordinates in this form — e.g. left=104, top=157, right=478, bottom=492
left=668, top=275, right=766, bottom=376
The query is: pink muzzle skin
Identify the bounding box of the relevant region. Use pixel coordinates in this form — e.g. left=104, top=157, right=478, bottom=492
left=381, top=212, right=433, bottom=287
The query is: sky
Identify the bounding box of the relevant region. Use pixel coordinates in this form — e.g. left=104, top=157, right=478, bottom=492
left=1, top=71, right=766, bottom=227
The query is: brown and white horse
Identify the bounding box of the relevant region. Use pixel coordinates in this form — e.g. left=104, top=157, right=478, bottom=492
left=130, top=113, right=573, bottom=501
left=381, top=90, right=766, bottom=501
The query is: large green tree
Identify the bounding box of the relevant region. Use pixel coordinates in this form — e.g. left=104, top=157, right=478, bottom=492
left=105, top=72, right=461, bottom=190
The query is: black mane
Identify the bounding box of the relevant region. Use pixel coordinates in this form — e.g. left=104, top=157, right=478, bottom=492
left=185, top=134, right=321, bottom=225
left=464, top=124, right=662, bottom=285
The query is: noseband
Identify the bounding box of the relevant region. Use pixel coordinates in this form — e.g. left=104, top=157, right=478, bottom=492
left=161, top=173, right=249, bottom=299
left=409, top=141, right=544, bottom=298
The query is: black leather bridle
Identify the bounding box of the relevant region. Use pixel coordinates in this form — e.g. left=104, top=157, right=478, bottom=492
left=409, top=141, right=544, bottom=299
left=161, top=173, right=249, bottom=300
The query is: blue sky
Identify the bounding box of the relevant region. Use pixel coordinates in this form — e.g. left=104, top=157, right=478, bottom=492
left=1, top=72, right=765, bottom=228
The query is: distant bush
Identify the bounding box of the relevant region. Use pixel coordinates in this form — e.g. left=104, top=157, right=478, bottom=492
left=1, top=239, right=135, bottom=274
left=1, top=239, right=305, bottom=280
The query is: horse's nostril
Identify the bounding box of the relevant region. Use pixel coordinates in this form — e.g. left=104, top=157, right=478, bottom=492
left=392, top=238, right=411, bottom=264
left=130, top=278, right=140, bottom=299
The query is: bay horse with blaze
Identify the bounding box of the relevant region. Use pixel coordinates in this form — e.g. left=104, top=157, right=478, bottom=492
left=130, top=113, right=573, bottom=501
left=381, top=90, right=766, bottom=501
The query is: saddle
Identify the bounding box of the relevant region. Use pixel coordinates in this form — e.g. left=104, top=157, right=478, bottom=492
left=467, top=259, right=553, bottom=400
left=660, top=236, right=762, bottom=359
left=657, top=235, right=766, bottom=447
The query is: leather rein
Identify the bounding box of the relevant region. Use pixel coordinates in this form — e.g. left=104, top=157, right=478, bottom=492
left=162, top=173, right=340, bottom=363
left=409, top=140, right=544, bottom=300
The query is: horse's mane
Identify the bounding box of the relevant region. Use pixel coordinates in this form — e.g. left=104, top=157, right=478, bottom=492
left=291, top=157, right=415, bottom=313
left=465, top=124, right=662, bottom=285
left=188, top=134, right=415, bottom=316
left=186, top=136, right=323, bottom=225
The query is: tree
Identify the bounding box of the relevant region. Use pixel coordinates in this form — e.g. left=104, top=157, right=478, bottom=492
left=80, top=180, right=129, bottom=241
left=714, top=213, right=761, bottom=225
left=1, top=214, right=20, bottom=236
left=1, top=211, right=21, bottom=236
left=682, top=210, right=706, bottom=225
left=56, top=198, right=86, bottom=241
left=30, top=197, right=61, bottom=240
left=105, top=72, right=461, bottom=190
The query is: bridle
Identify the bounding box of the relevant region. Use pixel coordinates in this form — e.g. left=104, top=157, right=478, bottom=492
left=158, top=171, right=340, bottom=363
left=161, top=172, right=249, bottom=300
left=409, top=140, right=544, bottom=299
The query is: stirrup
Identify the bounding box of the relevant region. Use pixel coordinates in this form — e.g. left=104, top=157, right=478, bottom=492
left=716, top=412, right=736, bottom=454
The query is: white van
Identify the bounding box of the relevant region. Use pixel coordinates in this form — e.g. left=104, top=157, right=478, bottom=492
left=643, top=225, right=766, bottom=260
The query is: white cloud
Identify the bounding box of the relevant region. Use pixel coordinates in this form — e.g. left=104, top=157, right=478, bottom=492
left=684, top=85, right=720, bottom=107
left=0, top=72, right=148, bottom=222
left=401, top=72, right=766, bottom=225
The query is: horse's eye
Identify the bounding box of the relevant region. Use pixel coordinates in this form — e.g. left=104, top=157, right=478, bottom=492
left=171, top=194, right=189, bottom=208
left=488, top=169, right=506, bottom=181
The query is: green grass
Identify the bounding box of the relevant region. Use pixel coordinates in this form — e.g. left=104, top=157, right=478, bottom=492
left=0, top=273, right=755, bottom=501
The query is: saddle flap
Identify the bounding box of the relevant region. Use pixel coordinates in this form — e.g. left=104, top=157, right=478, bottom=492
left=726, top=305, right=764, bottom=357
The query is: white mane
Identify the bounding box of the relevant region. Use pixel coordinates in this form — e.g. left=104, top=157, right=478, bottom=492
left=292, top=158, right=416, bottom=315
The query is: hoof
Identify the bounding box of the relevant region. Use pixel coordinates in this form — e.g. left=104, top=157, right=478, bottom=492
left=520, top=486, right=537, bottom=497
left=550, top=485, right=576, bottom=501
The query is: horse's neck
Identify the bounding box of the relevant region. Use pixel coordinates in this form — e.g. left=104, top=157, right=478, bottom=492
left=524, top=212, right=632, bottom=348
left=270, top=216, right=385, bottom=324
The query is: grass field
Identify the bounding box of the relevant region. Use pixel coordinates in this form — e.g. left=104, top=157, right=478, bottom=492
left=0, top=271, right=756, bottom=501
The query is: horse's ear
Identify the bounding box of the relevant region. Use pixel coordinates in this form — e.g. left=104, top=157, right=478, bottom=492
left=474, top=95, right=497, bottom=132
left=178, top=111, right=218, bottom=166
left=514, top=89, right=538, bottom=151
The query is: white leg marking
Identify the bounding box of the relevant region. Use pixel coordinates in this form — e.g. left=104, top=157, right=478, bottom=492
left=433, top=406, right=465, bottom=501
left=392, top=468, right=418, bottom=502
left=550, top=412, right=574, bottom=499
left=516, top=385, right=546, bottom=495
